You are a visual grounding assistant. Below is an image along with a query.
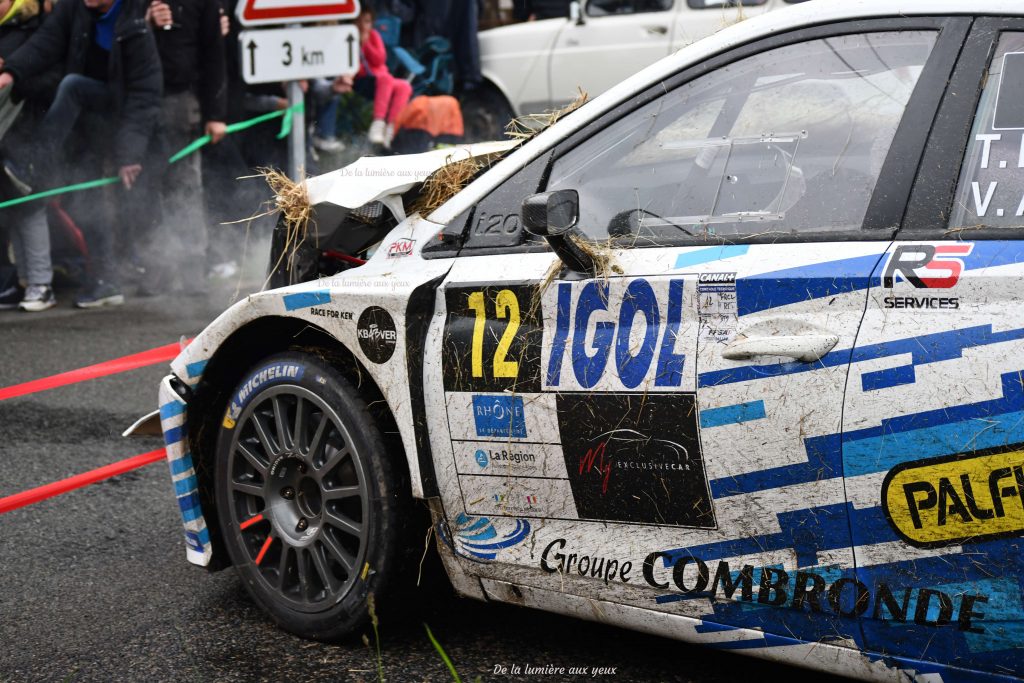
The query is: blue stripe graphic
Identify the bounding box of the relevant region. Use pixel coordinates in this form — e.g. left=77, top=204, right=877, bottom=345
left=699, top=323, right=1024, bottom=389
left=736, top=252, right=884, bottom=316
left=674, top=245, right=749, bottom=269
left=185, top=360, right=208, bottom=378
left=861, top=364, right=916, bottom=392
left=283, top=290, right=330, bottom=310
left=173, top=474, right=198, bottom=497
left=169, top=455, right=193, bottom=476
left=159, top=402, right=184, bottom=420
left=163, top=425, right=184, bottom=445
left=700, top=400, right=766, bottom=428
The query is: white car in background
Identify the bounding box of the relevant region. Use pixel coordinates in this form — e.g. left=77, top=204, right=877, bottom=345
left=465, top=0, right=807, bottom=137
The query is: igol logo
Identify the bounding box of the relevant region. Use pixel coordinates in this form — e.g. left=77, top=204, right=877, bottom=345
left=475, top=449, right=489, bottom=468
left=357, top=306, right=397, bottom=364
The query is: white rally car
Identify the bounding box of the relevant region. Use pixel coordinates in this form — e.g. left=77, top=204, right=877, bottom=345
left=138, top=1, right=1024, bottom=679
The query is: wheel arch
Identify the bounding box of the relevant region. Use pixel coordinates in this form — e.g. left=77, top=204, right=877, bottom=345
left=185, top=316, right=410, bottom=570
left=477, top=73, right=518, bottom=118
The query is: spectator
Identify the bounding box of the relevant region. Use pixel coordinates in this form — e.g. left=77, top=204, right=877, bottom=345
left=0, top=0, right=162, bottom=308
left=134, top=0, right=226, bottom=294
left=0, top=0, right=60, bottom=311
left=346, top=4, right=411, bottom=148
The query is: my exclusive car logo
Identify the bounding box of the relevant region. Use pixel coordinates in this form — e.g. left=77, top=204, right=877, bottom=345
left=881, top=445, right=1024, bottom=547
left=356, top=306, right=397, bottom=363
left=882, top=244, right=974, bottom=289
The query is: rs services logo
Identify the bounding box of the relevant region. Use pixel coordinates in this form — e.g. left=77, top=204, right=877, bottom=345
left=882, top=244, right=974, bottom=289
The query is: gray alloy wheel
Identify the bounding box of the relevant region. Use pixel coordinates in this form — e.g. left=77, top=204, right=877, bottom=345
left=214, top=352, right=405, bottom=639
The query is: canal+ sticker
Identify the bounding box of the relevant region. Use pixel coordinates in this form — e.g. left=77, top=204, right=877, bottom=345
left=882, top=444, right=1024, bottom=547
left=222, top=362, right=304, bottom=429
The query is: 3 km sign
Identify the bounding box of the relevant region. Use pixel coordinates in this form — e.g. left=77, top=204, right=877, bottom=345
left=239, top=24, right=358, bottom=84
left=235, top=0, right=359, bottom=26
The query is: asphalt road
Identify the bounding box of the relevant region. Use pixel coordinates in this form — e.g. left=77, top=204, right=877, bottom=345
left=0, top=277, right=847, bottom=683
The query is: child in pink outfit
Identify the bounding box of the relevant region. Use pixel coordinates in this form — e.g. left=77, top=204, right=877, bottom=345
left=354, top=7, right=411, bottom=147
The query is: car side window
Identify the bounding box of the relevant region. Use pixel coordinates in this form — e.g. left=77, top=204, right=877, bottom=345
left=588, top=0, right=671, bottom=17
left=948, top=34, right=1024, bottom=231
left=546, top=31, right=937, bottom=242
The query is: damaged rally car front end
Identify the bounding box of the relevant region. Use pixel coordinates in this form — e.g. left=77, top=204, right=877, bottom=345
left=134, top=1, right=1024, bottom=680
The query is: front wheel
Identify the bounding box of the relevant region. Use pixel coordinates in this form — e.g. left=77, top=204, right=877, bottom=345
left=214, top=351, right=406, bottom=640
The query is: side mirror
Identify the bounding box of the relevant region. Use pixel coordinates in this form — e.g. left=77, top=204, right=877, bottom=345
left=522, top=189, right=579, bottom=236
left=521, top=190, right=595, bottom=274
left=569, top=0, right=584, bottom=25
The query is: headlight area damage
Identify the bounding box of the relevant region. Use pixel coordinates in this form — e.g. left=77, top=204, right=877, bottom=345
left=266, top=141, right=516, bottom=288
left=131, top=142, right=516, bottom=570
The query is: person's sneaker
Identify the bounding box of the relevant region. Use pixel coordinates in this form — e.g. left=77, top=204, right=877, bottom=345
left=19, top=284, right=56, bottom=312
left=312, top=135, right=345, bottom=152
left=3, top=159, right=33, bottom=195
left=74, top=280, right=124, bottom=308
left=0, top=282, right=23, bottom=310
left=367, top=119, right=387, bottom=145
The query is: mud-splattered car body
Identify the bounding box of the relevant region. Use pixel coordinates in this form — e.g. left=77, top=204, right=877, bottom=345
left=150, top=1, right=1024, bottom=680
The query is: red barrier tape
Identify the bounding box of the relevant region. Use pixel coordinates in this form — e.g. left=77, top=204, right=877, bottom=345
left=0, top=342, right=182, bottom=402
left=0, top=448, right=166, bottom=514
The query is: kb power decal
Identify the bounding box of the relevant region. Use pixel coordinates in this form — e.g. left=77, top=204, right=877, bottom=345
left=557, top=393, right=714, bottom=528
left=882, top=444, right=1024, bottom=547
left=357, top=306, right=397, bottom=363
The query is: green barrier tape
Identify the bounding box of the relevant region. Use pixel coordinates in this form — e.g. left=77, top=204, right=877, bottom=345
left=0, top=175, right=120, bottom=210
left=1, top=101, right=306, bottom=210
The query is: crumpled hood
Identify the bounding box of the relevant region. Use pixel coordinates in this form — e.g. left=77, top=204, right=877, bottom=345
left=304, top=140, right=517, bottom=212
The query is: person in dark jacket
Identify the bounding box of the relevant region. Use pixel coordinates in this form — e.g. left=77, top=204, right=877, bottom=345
left=131, top=0, right=226, bottom=293
left=0, top=0, right=162, bottom=307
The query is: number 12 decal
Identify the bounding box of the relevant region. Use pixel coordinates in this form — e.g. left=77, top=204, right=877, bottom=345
left=468, top=289, right=520, bottom=379
left=442, top=283, right=541, bottom=393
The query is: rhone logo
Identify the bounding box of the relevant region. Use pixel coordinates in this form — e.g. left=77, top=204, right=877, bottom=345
left=882, top=244, right=973, bottom=289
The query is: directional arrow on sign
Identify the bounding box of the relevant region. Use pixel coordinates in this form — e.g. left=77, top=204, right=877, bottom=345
left=247, top=40, right=257, bottom=77
left=346, top=33, right=354, bottom=69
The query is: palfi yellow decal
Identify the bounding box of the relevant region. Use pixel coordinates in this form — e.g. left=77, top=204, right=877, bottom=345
left=882, top=447, right=1024, bottom=547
